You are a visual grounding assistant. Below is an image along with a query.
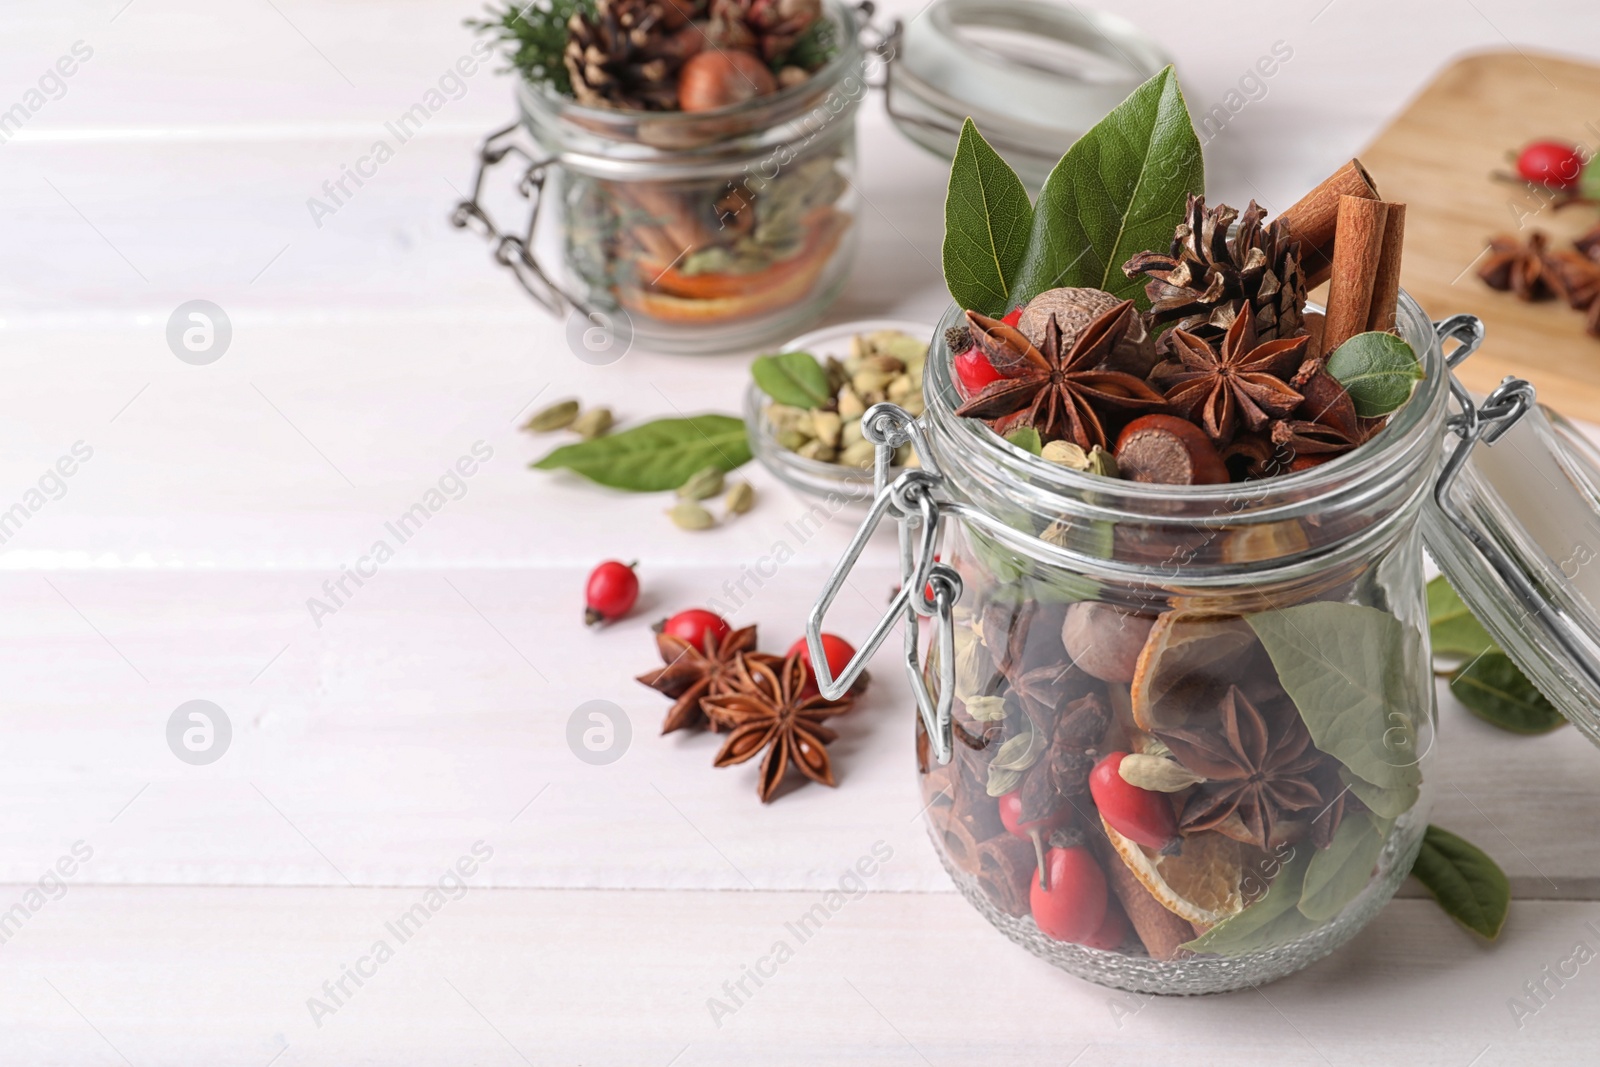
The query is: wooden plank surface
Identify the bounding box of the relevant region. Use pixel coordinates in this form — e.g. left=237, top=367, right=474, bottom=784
left=1361, top=51, right=1600, bottom=418
left=4, top=888, right=1599, bottom=1067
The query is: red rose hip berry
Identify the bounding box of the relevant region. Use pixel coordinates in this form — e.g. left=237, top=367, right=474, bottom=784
left=786, top=633, right=857, bottom=692
left=999, top=790, right=1072, bottom=886
left=584, top=560, right=639, bottom=626
left=1079, top=901, right=1128, bottom=951
left=657, top=608, right=732, bottom=651
left=946, top=325, right=1005, bottom=399
left=1517, top=140, right=1584, bottom=189
left=1089, top=751, right=1180, bottom=851
left=1029, top=836, right=1109, bottom=943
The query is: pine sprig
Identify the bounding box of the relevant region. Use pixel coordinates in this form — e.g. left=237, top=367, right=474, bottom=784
left=467, top=0, right=595, bottom=95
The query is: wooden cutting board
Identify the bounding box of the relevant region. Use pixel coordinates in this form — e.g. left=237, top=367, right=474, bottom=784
left=1359, top=50, right=1600, bottom=421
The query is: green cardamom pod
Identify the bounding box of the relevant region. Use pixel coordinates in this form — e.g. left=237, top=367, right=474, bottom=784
left=666, top=500, right=715, bottom=531
left=1087, top=446, right=1119, bottom=479
left=571, top=407, right=613, bottom=440
left=1118, top=753, right=1206, bottom=792
left=1041, top=440, right=1090, bottom=469
left=677, top=465, right=725, bottom=501
left=724, top=482, right=755, bottom=515
left=522, top=399, right=579, bottom=433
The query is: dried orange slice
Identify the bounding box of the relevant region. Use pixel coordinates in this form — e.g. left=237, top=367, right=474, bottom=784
left=1129, top=612, right=1260, bottom=733
left=622, top=211, right=851, bottom=323
left=1102, top=818, right=1245, bottom=926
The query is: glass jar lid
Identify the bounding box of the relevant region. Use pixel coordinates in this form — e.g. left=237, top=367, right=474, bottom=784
left=1423, top=324, right=1600, bottom=740
left=886, top=0, right=1173, bottom=189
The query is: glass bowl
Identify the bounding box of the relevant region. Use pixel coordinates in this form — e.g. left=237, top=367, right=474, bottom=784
left=746, top=317, right=936, bottom=504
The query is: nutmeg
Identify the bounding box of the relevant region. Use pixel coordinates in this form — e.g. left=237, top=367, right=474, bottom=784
left=1062, top=601, right=1154, bottom=684
left=1019, top=287, right=1157, bottom=376
left=1114, top=414, right=1230, bottom=486
left=678, top=49, right=777, bottom=112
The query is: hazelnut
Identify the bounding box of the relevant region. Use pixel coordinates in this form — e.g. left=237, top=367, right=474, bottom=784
left=1114, top=415, right=1230, bottom=485
left=1062, top=601, right=1154, bottom=683
left=678, top=49, right=777, bottom=112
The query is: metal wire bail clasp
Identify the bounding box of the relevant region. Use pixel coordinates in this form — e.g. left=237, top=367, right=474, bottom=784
left=450, top=121, right=587, bottom=317
left=805, top=404, right=963, bottom=765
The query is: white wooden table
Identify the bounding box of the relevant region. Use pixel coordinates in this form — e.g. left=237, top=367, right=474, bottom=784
left=6, top=1, right=1600, bottom=1062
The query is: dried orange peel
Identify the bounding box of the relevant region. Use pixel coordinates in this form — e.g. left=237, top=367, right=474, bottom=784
left=1101, top=817, right=1245, bottom=927
left=1129, top=612, right=1260, bottom=733
left=621, top=210, right=851, bottom=323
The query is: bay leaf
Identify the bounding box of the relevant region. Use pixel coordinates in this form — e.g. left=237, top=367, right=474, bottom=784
left=1247, top=602, right=1423, bottom=792
left=1410, top=824, right=1509, bottom=939
left=1325, top=332, right=1423, bottom=418
left=1339, top=766, right=1419, bottom=819
left=1299, top=811, right=1392, bottom=921
left=533, top=414, right=751, bottom=492
left=751, top=350, right=831, bottom=409
left=1011, top=67, right=1204, bottom=308
left=1426, top=576, right=1496, bottom=660
left=1449, top=652, right=1566, bottom=734
left=1182, top=847, right=1317, bottom=956
left=942, top=118, right=1034, bottom=317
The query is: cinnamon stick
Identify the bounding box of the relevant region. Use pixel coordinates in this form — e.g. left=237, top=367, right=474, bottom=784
left=1366, top=202, right=1408, bottom=332
left=975, top=834, right=1038, bottom=919
left=1096, top=835, right=1197, bottom=960
left=1280, top=159, right=1381, bottom=288
left=1321, top=195, right=1390, bottom=356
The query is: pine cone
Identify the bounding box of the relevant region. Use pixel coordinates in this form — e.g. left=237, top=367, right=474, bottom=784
left=1124, top=196, right=1308, bottom=351
left=565, top=0, right=698, bottom=110
left=708, top=0, right=822, bottom=64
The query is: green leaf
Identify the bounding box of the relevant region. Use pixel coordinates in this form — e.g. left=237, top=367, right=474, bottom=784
left=751, top=351, right=831, bottom=409
left=1339, top=766, right=1419, bottom=819
left=1247, top=602, right=1423, bottom=792
left=1450, top=652, right=1567, bottom=734
left=1426, top=576, right=1496, bottom=660
left=533, top=414, right=751, bottom=491
left=1004, top=426, right=1043, bottom=455
left=1325, top=332, right=1424, bottom=418
left=1411, top=825, right=1509, bottom=939
left=1300, top=812, right=1392, bottom=921
left=1581, top=160, right=1600, bottom=204
left=942, top=119, right=1035, bottom=317
left=1011, top=67, right=1204, bottom=308
left=1183, top=848, right=1317, bottom=956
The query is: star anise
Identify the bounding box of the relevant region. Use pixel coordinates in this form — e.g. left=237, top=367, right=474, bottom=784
left=1479, top=232, right=1562, bottom=301
left=635, top=624, right=772, bottom=734
left=954, top=300, right=1168, bottom=450
left=1152, top=310, right=1308, bottom=446
left=1155, top=686, right=1328, bottom=851
left=701, top=652, right=854, bottom=803
left=1576, top=223, right=1600, bottom=262
left=1270, top=358, right=1366, bottom=462
left=1550, top=250, right=1600, bottom=310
